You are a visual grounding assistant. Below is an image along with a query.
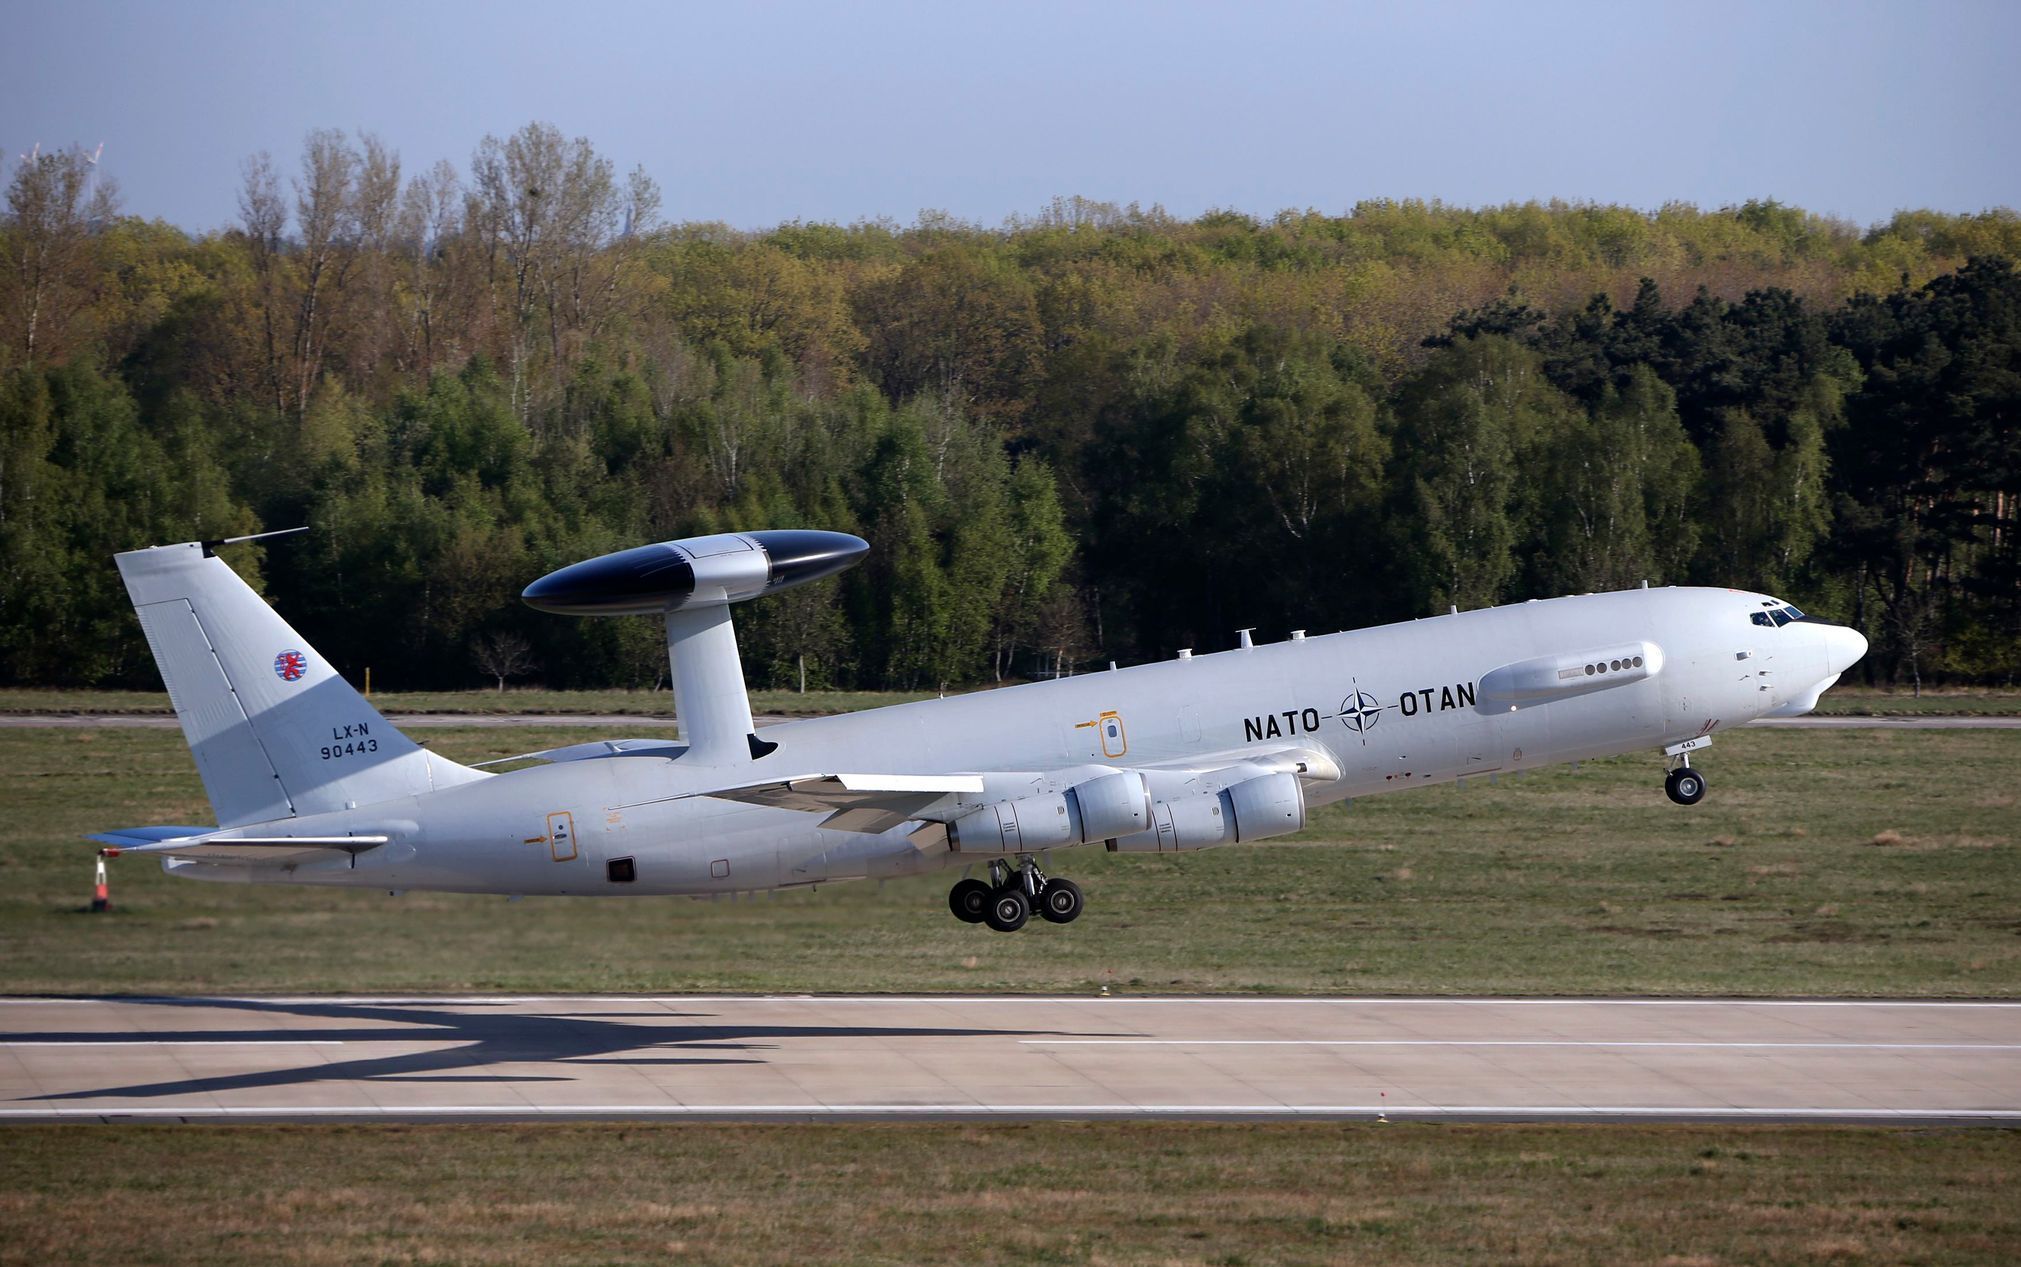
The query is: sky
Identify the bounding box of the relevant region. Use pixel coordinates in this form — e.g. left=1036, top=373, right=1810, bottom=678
left=4, top=0, right=2017, bottom=234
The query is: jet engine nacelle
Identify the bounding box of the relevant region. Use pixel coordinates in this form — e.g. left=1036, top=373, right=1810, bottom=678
left=1108, top=771, right=1306, bottom=853
left=522, top=530, right=869, bottom=616
left=947, top=771, right=1152, bottom=854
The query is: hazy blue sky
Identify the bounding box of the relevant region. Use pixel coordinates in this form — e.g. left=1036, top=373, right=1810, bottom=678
left=5, top=0, right=2016, bottom=233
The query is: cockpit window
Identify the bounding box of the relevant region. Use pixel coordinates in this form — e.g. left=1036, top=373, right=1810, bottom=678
left=1751, top=604, right=1806, bottom=628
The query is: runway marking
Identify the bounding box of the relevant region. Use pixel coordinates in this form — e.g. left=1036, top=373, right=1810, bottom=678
left=0, top=1040, right=346, bottom=1048
left=1, top=1104, right=2016, bottom=1121
left=5, top=1037, right=2009, bottom=1052
left=5, top=996, right=2018, bottom=1008
left=1022, top=1039, right=2021, bottom=1051
left=6, top=1038, right=2010, bottom=1052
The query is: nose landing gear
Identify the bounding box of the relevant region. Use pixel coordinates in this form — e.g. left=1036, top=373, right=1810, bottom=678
left=1661, top=735, right=1711, bottom=805
left=948, top=858, right=1082, bottom=932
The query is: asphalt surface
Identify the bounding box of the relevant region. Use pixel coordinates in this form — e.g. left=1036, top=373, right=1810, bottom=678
left=5, top=713, right=2019, bottom=729
left=2, top=995, right=2015, bottom=1124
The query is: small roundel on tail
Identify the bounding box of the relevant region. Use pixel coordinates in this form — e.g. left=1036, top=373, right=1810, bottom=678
left=273, top=649, right=308, bottom=682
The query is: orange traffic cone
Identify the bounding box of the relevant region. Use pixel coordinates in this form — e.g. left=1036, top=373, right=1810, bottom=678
left=91, top=851, right=112, bottom=913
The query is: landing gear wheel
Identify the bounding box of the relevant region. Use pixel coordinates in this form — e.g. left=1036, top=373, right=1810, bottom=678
left=984, top=887, right=1030, bottom=933
left=1665, top=766, right=1706, bottom=805
left=1037, top=877, right=1084, bottom=924
left=948, top=878, right=991, bottom=924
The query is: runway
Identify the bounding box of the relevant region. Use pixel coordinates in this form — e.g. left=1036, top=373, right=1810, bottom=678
left=4, top=712, right=2018, bottom=729
left=2, top=995, right=2016, bottom=1124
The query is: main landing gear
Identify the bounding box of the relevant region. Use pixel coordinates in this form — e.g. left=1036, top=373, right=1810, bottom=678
left=948, top=858, right=1083, bottom=932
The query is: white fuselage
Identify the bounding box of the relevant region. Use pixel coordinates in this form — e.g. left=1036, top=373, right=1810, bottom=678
left=179, top=586, right=1860, bottom=895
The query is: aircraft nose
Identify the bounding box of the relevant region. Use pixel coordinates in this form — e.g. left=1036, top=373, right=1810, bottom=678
left=1822, top=623, right=1869, bottom=674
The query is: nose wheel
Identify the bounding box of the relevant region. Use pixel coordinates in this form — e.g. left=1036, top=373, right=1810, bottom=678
left=949, top=858, right=1082, bottom=931
left=1664, top=765, right=1706, bottom=805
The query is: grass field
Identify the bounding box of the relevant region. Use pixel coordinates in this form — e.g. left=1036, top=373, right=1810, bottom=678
left=1, top=683, right=2017, bottom=716
left=1813, top=687, right=2021, bottom=716
left=2, top=1122, right=2015, bottom=1265
left=1, top=725, right=2013, bottom=997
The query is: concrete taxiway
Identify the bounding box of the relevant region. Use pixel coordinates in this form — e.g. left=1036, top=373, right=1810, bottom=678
left=2, top=995, right=2015, bottom=1124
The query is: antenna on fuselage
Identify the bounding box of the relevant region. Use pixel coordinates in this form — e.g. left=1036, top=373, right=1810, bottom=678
left=521, top=531, right=868, bottom=766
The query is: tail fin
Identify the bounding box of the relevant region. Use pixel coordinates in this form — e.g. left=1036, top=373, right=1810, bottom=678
left=115, top=541, right=486, bottom=827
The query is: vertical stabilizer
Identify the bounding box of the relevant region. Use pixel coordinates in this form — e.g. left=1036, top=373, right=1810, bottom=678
left=115, top=542, right=486, bottom=827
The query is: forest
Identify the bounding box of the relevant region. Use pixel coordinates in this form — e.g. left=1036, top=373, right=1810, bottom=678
left=2, top=123, right=2017, bottom=691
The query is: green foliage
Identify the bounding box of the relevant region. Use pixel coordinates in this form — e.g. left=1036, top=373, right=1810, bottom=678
left=0, top=364, right=252, bottom=683
left=1531, top=367, right=1700, bottom=594
left=0, top=133, right=2015, bottom=687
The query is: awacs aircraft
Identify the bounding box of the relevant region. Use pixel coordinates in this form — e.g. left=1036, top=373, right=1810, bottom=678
left=94, top=529, right=1867, bottom=932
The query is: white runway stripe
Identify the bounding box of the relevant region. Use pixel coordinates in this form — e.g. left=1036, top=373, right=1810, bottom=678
left=0, top=1040, right=345, bottom=1047
left=1022, top=1039, right=2021, bottom=1051
left=5, top=995, right=2018, bottom=1008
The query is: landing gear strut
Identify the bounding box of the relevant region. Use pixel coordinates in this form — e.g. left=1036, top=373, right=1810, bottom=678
left=949, top=858, right=1083, bottom=932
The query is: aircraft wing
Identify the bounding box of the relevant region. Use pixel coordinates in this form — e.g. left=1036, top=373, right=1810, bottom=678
left=470, top=738, right=685, bottom=769
left=696, top=773, right=986, bottom=835
left=1129, top=742, right=1343, bottom=783
left=90, top=830, right=389, bottom=865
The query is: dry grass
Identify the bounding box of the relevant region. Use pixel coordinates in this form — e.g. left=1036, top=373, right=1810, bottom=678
left=1813, top=687, right=2021, bottom=716
left=1, top=1123, right=2015, bottom=1266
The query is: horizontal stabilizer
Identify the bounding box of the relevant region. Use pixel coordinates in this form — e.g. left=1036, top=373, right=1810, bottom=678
left=88, top=826, right=215, bottom=848
left=93, top=832, right=388, bottom=865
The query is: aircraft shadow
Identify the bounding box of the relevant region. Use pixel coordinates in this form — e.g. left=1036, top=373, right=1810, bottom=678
left=16, top=997, right=1117, bottom=1103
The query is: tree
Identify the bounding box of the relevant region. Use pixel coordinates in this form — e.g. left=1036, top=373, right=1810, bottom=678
left=1830, top=257, right=2021, bottom=683
left=3, top=145, right=119, bottom=367
left=1533, top=367, right=1700, bottom=594
left=470, top=122, right=659, bottom=423
left=236, top=150, right=290, bottom=414
left=9, top=143, right=2021, bottom=693
left=853, top=246, right=1043, bottom=422
left=472, top=631, right=536, bottom=691
left=1388, top=336, right=1581, bottom=612
left=0, top=363, right=252, bottom=684
left=289, top=129, right=367, bottom=418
